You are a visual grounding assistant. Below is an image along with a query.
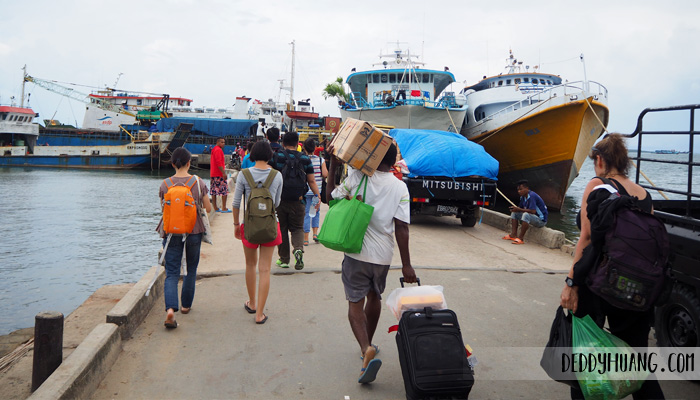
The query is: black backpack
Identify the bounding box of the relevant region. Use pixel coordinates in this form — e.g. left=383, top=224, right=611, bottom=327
left=274, top=149, right=308, bottom=201
left=586, top=178, right=671, bottom=311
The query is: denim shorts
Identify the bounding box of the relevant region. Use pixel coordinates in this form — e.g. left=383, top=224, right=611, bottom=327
left=341, top=255, right=390, bottom=302
left=511, top=212, right=546, bottom=228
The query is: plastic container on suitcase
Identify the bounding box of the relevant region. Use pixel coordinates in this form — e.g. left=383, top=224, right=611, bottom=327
left=394, top=278, right=474, bottom=400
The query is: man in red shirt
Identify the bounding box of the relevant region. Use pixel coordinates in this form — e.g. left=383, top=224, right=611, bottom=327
left=210, top=138, right=230, bottom=212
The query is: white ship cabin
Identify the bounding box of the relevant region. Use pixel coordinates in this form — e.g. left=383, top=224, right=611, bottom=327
left=346, top=69, right=461, bottom=109
left=88, top=90, right=194, bottom=112
left=460, top=73, right=562, bottom=123
left=0, top=106, right=39, bottom=155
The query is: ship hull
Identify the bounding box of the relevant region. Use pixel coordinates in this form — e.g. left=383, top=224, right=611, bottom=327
left=340, top=105, right=467, bottom=132
left=0, top=154, right=152, bottom=169
left=470, top=99, right=609, bottom=210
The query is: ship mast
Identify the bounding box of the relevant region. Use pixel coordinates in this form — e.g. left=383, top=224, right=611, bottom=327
left=21, top=65, right=27, bottom=107
left=289, top=40, right=295, bottom=109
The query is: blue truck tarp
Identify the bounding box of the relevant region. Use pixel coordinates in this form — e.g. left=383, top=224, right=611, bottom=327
left=155, top=117, right=257, bottom=137
left=388, top=129, right=499, bottom=180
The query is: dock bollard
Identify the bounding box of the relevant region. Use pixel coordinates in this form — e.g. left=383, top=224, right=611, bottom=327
left=31, top=311, right=64, bottom=392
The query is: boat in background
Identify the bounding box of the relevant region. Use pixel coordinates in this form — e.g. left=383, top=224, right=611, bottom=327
left=0, top=104, right=169, bottom=169
left=340, top=43, right=467, bottom=132
left=459, top=51, right=609, bottom=210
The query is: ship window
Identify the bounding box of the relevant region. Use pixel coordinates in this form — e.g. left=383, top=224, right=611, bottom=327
left=506, top=79, right=511, bottom=85
left=389, top=74, right=396, bottom=83
left=498, top=81, right=503, bottom=86
left=381, top=74, right=387, bottom=83
left=524, top=78, right=529, bottom=83
left=0, top=113, right=5, bottom=120
left=540, top=79, right=546, bottom=84
left=547, top=80, right=552, bottom=85
left=424, top=74, right=430, bottom=83
left=373, top=74, right=379, bottom=83
left=515, top=78, right=521, bottom=84
left=137, top=99, right=142, bottom=105
left=413, top=73, right=420, bottom=83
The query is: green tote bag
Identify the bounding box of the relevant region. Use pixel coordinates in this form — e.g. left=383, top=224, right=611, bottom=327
left=318, top=175, right=374, bottom=253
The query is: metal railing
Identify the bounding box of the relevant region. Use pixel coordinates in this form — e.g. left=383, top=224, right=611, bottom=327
left=620, top=104, right=700, bottom=217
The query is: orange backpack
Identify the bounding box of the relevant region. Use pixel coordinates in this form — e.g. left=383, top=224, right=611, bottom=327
left=162, top=176, right=198, bottom=234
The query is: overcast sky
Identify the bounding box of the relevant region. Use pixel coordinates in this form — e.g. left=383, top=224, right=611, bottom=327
left=2, top=0, right=699, bottom=150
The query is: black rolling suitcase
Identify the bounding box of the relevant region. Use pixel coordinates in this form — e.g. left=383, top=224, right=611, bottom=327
left=395, top=306, right=474, bottom=400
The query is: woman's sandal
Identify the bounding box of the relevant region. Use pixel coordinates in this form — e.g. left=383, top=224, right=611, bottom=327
left=304, top=240, right=309, bottom=246
left=512, top=238, right=524, bottom=245
left=244, top=301, right=256, bottom=314
left=181, top=307, right=191, bottom=314
left=313, top=235, right=319, bottom=243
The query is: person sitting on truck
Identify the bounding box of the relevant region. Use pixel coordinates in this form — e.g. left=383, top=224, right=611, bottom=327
left=503, top=180, right=548, bottom=244
left=326, top=142, right=417, bottom=384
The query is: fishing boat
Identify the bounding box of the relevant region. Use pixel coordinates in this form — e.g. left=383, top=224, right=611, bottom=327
left=339, top=43, right=467, bottom=132
left=0, top=104, right=168, bottom=169
left=459, top=51, right=609, bottom=210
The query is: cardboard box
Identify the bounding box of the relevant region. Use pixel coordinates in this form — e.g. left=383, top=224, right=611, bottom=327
left=330, top=118, right=392, bottom=176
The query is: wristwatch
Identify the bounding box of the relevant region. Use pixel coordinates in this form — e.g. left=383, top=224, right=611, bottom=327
left=565, top=277, right=574, bottom=287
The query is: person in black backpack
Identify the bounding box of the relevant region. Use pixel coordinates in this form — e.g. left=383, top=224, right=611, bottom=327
left=268, top=131, right=321, bottom=270
left=560, top=134, right=664, bottom=399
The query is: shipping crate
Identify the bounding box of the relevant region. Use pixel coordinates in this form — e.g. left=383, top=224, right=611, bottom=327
left=330, top=118, right=393, bottom=176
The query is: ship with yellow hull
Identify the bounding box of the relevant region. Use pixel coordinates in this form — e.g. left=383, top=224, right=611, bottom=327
left=460, top=52, right=609, bottom=210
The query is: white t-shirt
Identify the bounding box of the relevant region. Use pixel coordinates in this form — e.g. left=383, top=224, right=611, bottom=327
left=331, top=168, right=410, bottom=265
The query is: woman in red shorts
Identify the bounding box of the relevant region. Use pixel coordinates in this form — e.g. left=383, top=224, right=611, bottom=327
left=232, top=142, right=283, bottom=324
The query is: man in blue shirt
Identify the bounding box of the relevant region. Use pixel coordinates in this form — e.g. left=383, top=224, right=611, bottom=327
left=503, top=179, right=548, bottom=244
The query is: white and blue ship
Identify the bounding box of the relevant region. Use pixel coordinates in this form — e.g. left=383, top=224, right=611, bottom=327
left=339, top=44, right=467, bottom=132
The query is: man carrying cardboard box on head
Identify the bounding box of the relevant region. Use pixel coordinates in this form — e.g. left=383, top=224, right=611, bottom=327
left=326, top=129, right=417, bottom=385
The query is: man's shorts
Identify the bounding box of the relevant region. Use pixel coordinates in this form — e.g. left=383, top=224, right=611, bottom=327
left=341, top=255, right=390, bottom=302
left=240, top=223, right=282, bottom=249
left=210, top=176, right=229, bottom=196
left=511, top=212, right=546, bottom=228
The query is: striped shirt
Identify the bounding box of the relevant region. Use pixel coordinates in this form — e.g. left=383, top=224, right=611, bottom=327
left=306, top=155, right=325, bottom=196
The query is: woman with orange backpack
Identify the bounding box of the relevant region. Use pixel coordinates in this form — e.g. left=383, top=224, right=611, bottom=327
left=159, top=147, right=212, bottom=329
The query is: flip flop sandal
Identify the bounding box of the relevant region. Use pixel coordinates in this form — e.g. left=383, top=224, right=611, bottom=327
left=358, top=359, right=382, bottom=384
left=255, top=314, right=268, bottom=324
left=360, top=344, right=380, bottom=360
left=502, top=235, right=516, bottom=240
left=512, top=238, right=524, bottom=245
left=304, top=240, right=309, bottom=246
left=244, top=301, right=256, bottom=314
left=164, top=319, right=178, bottom=329
left=180, top=307, right=191, bottom=314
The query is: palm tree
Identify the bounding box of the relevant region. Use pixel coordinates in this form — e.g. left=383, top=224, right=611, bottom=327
left=322, top=77, right=349, bottom=103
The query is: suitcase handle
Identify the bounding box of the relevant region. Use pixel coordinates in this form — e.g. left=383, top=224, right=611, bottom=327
left=399, top=277, right=421, bottom=287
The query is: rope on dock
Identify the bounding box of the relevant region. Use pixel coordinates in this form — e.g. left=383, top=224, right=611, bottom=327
left=583, top=97, right=670, bottom=200
left=0, top=338, right=34, bottom=374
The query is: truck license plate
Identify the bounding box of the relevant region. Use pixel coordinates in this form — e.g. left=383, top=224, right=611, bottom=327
left=437, top=205, right=458, bottom=214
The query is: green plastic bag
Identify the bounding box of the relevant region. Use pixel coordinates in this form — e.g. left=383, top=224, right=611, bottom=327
left=317, top=175, right=374, bottom=254
left=572, top=315, right=649, bottom=400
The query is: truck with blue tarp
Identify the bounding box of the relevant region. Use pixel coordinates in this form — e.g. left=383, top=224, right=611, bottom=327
left=388, top=129, right=499, bottom=227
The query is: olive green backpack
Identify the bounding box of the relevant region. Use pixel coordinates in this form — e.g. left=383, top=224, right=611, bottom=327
left=242, top=169, right=278, bottom=244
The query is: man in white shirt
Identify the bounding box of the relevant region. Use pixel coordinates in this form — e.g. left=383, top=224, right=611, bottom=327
left=327, top=142, right=417, bottom=384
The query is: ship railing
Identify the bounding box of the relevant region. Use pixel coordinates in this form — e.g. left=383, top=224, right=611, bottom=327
left=620, top=104, right=700, bottom=215
left=486, top=80, right=609, bottom=121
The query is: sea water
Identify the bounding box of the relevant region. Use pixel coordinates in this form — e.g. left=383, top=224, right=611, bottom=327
left=1, top=153, right=697, bottom=335
left=0, top=167, right=209, bottom=336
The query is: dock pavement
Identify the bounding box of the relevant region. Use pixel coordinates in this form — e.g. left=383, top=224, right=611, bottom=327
left=8, top=199, right=697, bottom=399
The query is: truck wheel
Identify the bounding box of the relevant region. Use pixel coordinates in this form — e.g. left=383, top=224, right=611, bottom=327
left=460, top=216, right=477, bottom=227
left=654, top=285, right=700, bottom=348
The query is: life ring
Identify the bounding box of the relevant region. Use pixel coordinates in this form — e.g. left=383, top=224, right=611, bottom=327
left=328, top=120, right=337, bottom=129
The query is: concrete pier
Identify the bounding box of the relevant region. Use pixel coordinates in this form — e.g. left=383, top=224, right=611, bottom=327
left=2, top=203, right=695, bottom=399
